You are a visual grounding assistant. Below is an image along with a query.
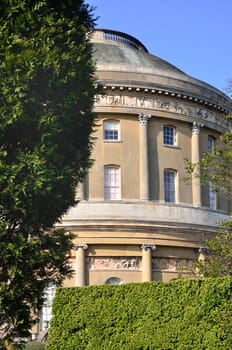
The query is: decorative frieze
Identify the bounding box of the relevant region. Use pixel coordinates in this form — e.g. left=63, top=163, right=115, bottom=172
left=86, top=257, right=142, bottom=270
left=95, top=94, right=229, bottom=129
left=86, top=256, right=194, bottom=272
left=152, top=257, right=194, bottom=272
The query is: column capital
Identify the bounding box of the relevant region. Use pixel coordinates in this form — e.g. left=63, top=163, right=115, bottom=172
left=141, top=244, right=156, bottom=251
left=138, top=113, right=151, bottom=126
left=191, top=121, right=204, bottom=134
left=73, top=243, right=88, bottom=250
left=198, top=247, right=210, bottom=255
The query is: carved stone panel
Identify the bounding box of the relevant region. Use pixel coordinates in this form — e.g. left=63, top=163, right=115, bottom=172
left=86, top=257, right=142, bottom=270
left=152, top=257, right=194, bottom=272
left=95, top=93, right=229, bottom=129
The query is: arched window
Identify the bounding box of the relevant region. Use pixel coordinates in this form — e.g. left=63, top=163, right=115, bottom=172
left=164, top=169, right=177, bottom=202
left=105, top=277, right=122, bottom=285
left=104, top=166, right=121, bottom=200
left=163, top=126, right=176, bottom=146
left=103, top=120, right=120, bottom=141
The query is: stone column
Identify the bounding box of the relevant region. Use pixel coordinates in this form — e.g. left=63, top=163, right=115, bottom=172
left=141, top=244, right=156, bottom=282
left=74, top=244, right=88, bottom=286
left=138, top=113, right=151, bottom=200
left=191, top=122, right=203, bottom=207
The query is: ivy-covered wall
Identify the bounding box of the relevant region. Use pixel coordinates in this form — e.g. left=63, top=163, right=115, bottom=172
left=46, top=277, right=232, bottom=350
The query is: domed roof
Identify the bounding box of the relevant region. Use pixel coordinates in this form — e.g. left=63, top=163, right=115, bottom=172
left=92, top=30, right=185, bottom=77
left=91, top=29, right=232, bottom=113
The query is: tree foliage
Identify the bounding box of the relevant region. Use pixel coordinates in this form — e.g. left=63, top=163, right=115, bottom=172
left=185, top=81, right=232, bottom=279
left=0, top=0, right=97, bottom=346
left=193, top=100, right=232, bottom=277
left=201, top=128, right=232, bottom=196
left=185, top=117, right=232, bottom=197
left=197, top=222, right=232, bottom=278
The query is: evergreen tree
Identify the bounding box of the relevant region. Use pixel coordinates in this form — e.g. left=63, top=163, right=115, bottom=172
left=0, top=1, right=97, bottom=347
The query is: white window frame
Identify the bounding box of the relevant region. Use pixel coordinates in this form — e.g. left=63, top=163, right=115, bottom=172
left=103, top=120, right=120, bottom=141
left=164, top=169, right=177, bottom=203
left=104, top=166, right=121, bottom=200
left=163, top=126, right=176, bottom=146
left=208, top=136, right=216, bottom=209
left=39, top=282, right=56, bottom=331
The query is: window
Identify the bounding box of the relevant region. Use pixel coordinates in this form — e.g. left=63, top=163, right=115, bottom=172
left=209, top=181, right=216, bottom=209
left=39, top=282, right=56, bottom=331
left=104, top=166, right=121, bottom=200
left=105, top=277, right=122, bottom=285
left=208, top=136, right=216, bottom=209
left=163, top=126, right=176, bottom=146
left=164, top=169, right=176, bottom=202
left=103, top=120, right=119, bottom=141
left=208, top=135, right=215, bottom=152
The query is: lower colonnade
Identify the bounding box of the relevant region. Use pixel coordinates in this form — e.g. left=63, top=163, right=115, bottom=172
left=73, top=242, right=208, bottom=286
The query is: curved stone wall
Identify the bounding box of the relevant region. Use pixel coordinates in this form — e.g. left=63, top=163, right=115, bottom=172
left=60, top=29, right=232, bottom=287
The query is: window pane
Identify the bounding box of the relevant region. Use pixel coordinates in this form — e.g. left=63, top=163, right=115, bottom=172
left=105, top=277, right=122, bottom=285
left=209, top=182, right=216, bottom=209
left=104, top=167, right=120, bottom=200
left=163, top=126, right=175, bottom=145
left=164, top=170, right=176, bottom=202
left=208, top=136, right=215, bottom=152
left=104, top=121, right=119, bottom=140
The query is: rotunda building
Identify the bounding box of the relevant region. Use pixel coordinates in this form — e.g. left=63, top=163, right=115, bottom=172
left=61, top=29, right=232, bottom=287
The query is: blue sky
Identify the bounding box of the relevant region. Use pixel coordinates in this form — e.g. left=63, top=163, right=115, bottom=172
left=88, top=0, right=231, bottom=96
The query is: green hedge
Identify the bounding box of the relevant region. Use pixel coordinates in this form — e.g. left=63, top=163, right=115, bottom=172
left=24, top=342, right=45, bottom=350
left=46, top=277, right=232, bottom=350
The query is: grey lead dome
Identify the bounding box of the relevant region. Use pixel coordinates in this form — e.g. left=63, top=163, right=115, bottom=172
left=91, top=29, right=231, bottom=113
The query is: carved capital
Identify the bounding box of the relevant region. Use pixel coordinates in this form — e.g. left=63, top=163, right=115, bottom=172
left=73, top=243, right=88, bottom=250
left=138, top=113, right=151, bottom=126
left=141, top=244, right=156, bottom=251
left=198, top=247, right=210, bottom=255
left=191, top=121, right=204, bottom=134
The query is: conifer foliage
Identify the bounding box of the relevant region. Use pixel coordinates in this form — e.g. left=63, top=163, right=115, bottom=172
left=0, top=0, right=97, bottom=346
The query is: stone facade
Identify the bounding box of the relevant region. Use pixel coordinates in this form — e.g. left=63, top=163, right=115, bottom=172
left=63, top=29, right=232, bottom=285
left=37, top=29, right=232, bottom=334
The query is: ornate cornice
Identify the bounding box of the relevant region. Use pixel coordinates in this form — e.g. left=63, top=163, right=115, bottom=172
left=59, top=221, right=218, bottom=235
